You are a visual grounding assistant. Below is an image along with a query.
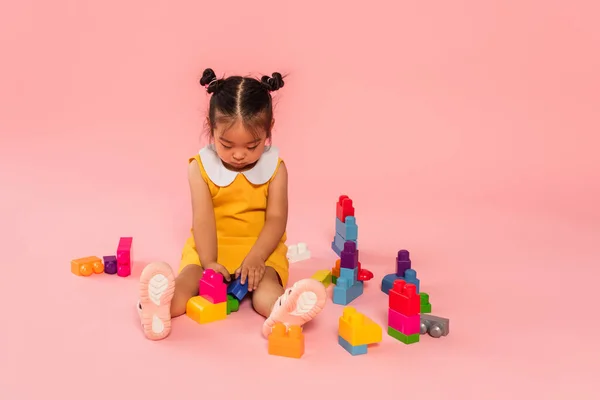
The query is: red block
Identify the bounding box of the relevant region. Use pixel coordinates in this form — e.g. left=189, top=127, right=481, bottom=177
left=336, top=195, right=355, bottom=222
left=389, top=280, right=420, bottom=316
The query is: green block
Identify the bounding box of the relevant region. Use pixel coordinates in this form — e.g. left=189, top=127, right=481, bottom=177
left=420, top=292, right=432, bottom=313
left=226, top=294, right=239, bottom=315
left=388, top=326, right=420, bottom=344
left=332, top=275, right=337, bottom=285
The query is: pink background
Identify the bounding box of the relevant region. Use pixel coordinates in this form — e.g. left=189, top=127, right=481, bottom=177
left=1, top=0, right=598, bottom=398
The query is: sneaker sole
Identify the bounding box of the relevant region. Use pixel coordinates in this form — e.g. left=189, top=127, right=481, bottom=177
left=139, top=262, right=175, bottom=340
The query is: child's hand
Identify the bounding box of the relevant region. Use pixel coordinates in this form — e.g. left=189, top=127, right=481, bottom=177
left=204, top=262, right=231, bottom=282
left=236, top=253, right=266, bottom=291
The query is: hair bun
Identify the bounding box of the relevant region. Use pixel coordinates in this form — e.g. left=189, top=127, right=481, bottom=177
left=200, top=68, right=220, bottom=93
left=261, top=72, right=285, bottom=91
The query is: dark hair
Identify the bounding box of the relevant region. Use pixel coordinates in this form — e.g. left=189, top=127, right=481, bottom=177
left=199, top=68, right=285, bottom=140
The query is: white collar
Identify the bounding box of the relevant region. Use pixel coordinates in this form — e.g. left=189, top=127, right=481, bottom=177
left=198, top=144, right=280, bottom=187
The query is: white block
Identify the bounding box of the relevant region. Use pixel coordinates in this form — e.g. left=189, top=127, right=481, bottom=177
left=287, top=242, right=311, bottom=263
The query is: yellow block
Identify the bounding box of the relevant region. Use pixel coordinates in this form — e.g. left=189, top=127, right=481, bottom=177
left=338, top=306, right=382, bottom=346
left=71, top=256, right=104, bottom=276
left=311, top=269, right=332, bottom=288
left=186, top=295, right=227, bottom=324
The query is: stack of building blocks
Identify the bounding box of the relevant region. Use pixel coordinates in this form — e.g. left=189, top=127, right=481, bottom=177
left=186, top=268, right=228, bottom=324
left=268, top=322, right=304, bottom=358
left=71, top=256, right=104, bottom=276
left=381, top=249, right=420, bottom=294
left=287, top=242, right=311, bottom=263
left=332, top=195, right=357, bottom=256
left=332, top=242, right=364, bottom=305
left=338, top=306, right=382, bottom=356
left=420, top=314, right=450, bottom=338
left=311, top=269, right=333, bottom=288
left=387, top=280, right=421, bottom=344
left=116, top=237, right=133, bottom=277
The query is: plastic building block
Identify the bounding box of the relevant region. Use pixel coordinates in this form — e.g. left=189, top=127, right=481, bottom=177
left=227, top=276, right=249, bottom=301
left=340, top=241, right=358, bottom=269
left=389, top=280, right=420, bottom=316
left=388, top=308, right=420, bottom=335
left=339, top=266, right=358, bottom=283
left=268, top=323, right=304, bottom=358
left=420, top=314, right=450, bottom=338
left=335, top=216, right=358, bottom=241
left=226, top=294, right=239, bottom=315
left=333, top=233, right=357, bottom=255
left=116, top=237, right=133, bottom=277
left=331, top=239, right=343, bottom=256
left=186, top=296, right=227, bottom=324
left=388, top=326, right=420, bottom=344
left=199, top=268, right=227, bottom=303
left=357, top=265, right=373, bottom=281
left=338, top=306, right=382, bottom=346
left=403, top=269, right=420, bottom=293
left=420, top=292, right=432, bottom=313
left=287, top=242, right=311, bottom=263
left=381, top=273, right=399, bottom=294
left=336, top=195, right=355, bottom=222
left=311, top=269, right=332, bottom=287
left=103, top=255, right=117, bottom=275
left=333, top=277, right=363, bottom=305
left=71, top=256, right=104, bottom=276
left=396, top=250, right=411, bottom=276
left=338, top=335, right=367, bottom=356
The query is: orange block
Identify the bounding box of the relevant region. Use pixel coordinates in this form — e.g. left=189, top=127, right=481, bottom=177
left=268, top=323, right=304, bottom=358
left=332, top=260, right=341, bottom=278
left=71, top=256, right=104, bottom=276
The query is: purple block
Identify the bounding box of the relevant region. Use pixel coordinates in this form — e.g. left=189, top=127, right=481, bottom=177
left=388, top=307, right=420, bottom=335
left=103, top=255, right=117, bottom=275
left=340, top=241, right=358, bottom=269
left=396, top=250, right=411, bottom=276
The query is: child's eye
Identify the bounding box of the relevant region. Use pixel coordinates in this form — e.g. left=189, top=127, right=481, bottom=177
left=221, top=144, right=232, bottom=149
left=247, top=145, right=258, bottom=151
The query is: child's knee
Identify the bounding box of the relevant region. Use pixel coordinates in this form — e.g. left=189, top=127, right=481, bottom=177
left=171, top=264, right=203, bottom=317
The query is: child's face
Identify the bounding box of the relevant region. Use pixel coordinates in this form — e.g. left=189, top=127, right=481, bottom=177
left=212, top=118, right=271, bottom=171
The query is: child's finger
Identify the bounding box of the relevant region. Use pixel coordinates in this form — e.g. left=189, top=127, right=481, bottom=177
left=247, top=272, right=254, bottom=292
left=240, top=268, right=247, bottom=285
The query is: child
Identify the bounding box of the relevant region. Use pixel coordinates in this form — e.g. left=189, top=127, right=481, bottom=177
left=136, top=68, right=327, bottom=340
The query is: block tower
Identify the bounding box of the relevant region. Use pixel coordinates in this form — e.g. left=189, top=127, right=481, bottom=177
left=332, top=195, right=356, bottom=256
left=387, top=280, right=421, bottom=344
left=186, top=268, right=235, bottom=324
left=338, top=306, right=382, bottom=356
left=332, top=241, right=364, bottom=305
left=381, top=249, right=420, bottom=295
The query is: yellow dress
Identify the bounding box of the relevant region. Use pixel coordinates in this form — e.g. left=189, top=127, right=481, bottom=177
left=178, top=144, right=289, bottom=286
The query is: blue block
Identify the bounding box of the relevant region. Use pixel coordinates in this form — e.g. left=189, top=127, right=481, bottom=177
left=333, top=233, right=357, bottom=254
left=335, top=216, right=358, bottom=241
left=338, top=335, right=367, bottom=355
left=331, top=240, right=342, bottom=256
left=404, top=269, right=420, bottom=293
left=333, top=278, right=363, bottom=305
left=339, top=266, right=358, bottom=285
left=381, top=273, right=402, bottom=295
left=227, top=276, right=248, bottom=301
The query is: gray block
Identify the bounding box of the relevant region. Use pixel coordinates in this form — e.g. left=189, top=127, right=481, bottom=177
left=420, top=314, right=450, bottom=338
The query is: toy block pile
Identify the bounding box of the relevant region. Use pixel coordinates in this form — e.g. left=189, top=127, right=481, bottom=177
left=268, top=322, right=304, bottom=358
left=381, top=249, right=419, bottom=294
left=71, top=236, right=133, bottom=278
left=387, top=280, right=421, bottom=344
left=332, top=242, right=365, bottom=305
left=287, top=242, right=311, bottom=263
left=332, top=195, right=357, bottom=257
left=338, top=306, right=382, bottom=356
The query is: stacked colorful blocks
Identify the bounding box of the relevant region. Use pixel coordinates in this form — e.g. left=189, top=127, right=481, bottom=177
left=186, top=268, right=229, bottom=324
left=71, top=236, right=133, bottom=278
left=332, top=242, right=364, bottom=305
left=338, top=306, right=382, bottom=356
left=387, top=280, right=421, bottom=344
left=332, top=195, right=356, bottom=256
left=381, top=249, right=420, bottom=294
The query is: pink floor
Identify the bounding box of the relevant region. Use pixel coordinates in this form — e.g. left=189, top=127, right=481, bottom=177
left=2, top=189, right=598, bottom=399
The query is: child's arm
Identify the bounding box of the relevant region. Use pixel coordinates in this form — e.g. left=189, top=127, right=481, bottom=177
left=188, top=159, right=219, bottom=268
left=248, top=162, right=289, bottom=262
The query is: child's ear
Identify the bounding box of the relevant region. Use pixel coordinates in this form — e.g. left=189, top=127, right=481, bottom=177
left=271, top=118, right=275, bottom=130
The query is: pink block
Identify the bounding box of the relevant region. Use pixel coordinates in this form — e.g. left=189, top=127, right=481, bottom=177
left=199, top=269, right=227, bottom=303
left=117, top=237, right=133, bottom=265
left=388, top=307, right=420, bottom=335
left=117, top=264, right=131, bottom=277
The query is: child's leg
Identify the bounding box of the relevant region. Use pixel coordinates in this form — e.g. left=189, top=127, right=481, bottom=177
left=254, top=267, right=328, bottom=338
left=138, top=262, right=203, bottom=340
